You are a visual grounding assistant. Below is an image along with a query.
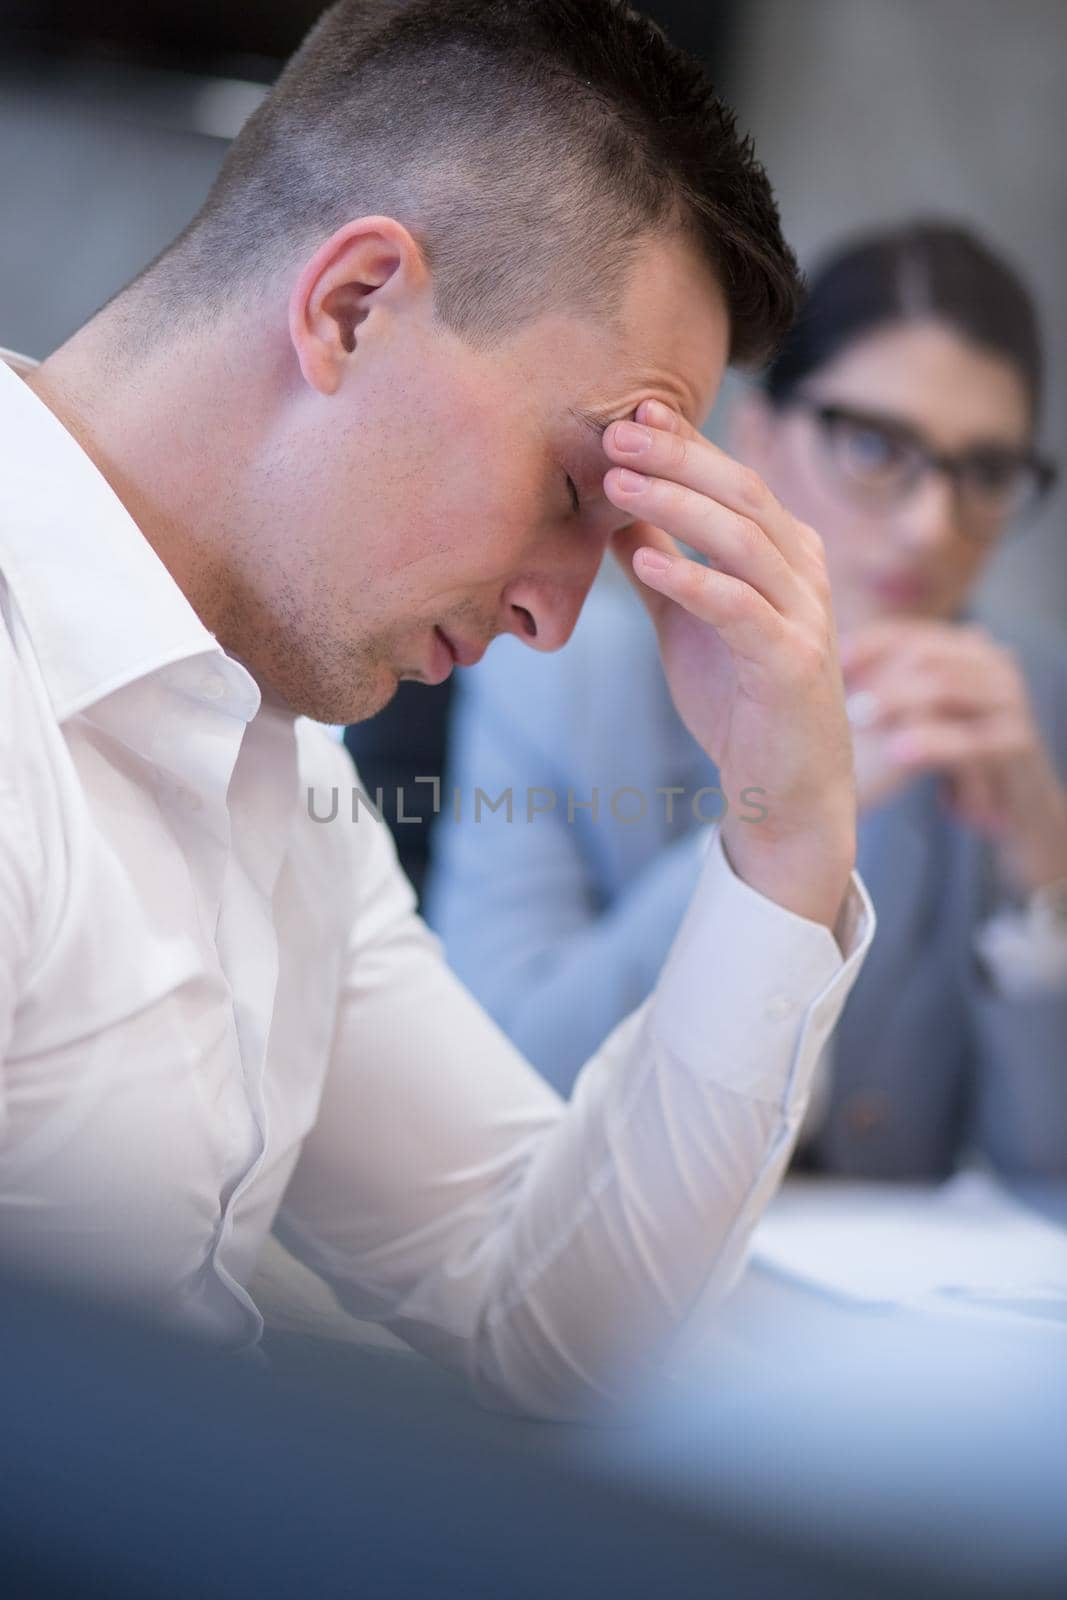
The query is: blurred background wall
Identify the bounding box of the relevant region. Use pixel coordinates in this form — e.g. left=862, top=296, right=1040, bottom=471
left=1, top=0, right=1063, bottom=630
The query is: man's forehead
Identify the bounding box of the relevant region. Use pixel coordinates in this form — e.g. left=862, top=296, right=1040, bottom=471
left=568, top=312, right=727, bottom=438
left=582, top=238, right=731, bottom=427
left=567, top=379, right=714, bottom=438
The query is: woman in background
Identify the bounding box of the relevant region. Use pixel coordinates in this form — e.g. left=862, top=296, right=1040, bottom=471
left=428, top=221, right=1067, bottom=1178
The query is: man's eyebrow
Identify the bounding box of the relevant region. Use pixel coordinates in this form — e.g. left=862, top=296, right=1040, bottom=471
left=569, top=406, right=629, bottom=438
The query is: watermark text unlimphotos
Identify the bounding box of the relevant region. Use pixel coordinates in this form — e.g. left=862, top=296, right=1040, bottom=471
left=307, top=778, right=770, bottom=826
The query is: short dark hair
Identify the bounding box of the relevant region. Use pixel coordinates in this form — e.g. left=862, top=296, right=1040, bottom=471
left=763, top=220, right=1045, bottom=423
left=144, top=0, right=800, bottom=365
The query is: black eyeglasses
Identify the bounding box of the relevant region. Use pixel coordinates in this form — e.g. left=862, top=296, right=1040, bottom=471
left=789, top=396, right=1058, bottom=538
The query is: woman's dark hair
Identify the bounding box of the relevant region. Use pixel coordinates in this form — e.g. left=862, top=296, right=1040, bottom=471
left=763, top=221, right=1044, bottom=422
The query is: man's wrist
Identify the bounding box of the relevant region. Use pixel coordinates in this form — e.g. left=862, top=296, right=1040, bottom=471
left=719, top=813, right=856, bottom=934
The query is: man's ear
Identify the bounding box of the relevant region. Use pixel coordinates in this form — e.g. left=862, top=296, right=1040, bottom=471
left=288, top=217, right=429, bottom=395
left=729, top=385, right=778, bottom=472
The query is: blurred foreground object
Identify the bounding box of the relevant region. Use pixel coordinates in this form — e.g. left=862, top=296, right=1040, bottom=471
left=604, top=1176, right=1067, bottom=1600
left=0, top=1262, right=976, bottom=1600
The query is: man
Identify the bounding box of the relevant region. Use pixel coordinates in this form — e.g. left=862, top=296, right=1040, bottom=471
left=0, top=0, right=872, bottom=1417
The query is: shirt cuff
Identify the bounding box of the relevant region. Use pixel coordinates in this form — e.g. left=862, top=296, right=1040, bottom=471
left=649, top=824, right=874, bottom=1107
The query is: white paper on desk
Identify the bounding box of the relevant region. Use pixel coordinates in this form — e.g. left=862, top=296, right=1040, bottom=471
left=752, top=1173, right=1067, bottom=1319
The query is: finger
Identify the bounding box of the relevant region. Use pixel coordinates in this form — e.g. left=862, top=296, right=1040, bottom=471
left=629, top=540, right=786, bottom=665
left=887, top=713, right=1027, bottom=773
left=635, top=398, right=685, bottom=434
left=842, top=618, right=1006, bottom=681
left=609, top=519, right=680, bottom=628
left=603, top=463, right=803, bottom=615
left=838, top=617, right=927, bottom=677
left=863, top=664, right=1021, bottom=727
left=852, top=630, right=1025, bottom=721
left=605, top=400, right=811, bottom=572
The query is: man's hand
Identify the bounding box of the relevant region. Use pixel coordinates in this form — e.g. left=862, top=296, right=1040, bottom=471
left=841, top=617, right=1067, bottom=897
left=602, top=399, right=856, bottom=932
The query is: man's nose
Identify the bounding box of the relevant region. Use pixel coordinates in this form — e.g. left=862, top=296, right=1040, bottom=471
left=499, top=577, right=589, bottom=653
left=500, top=547, right=605, bottom=653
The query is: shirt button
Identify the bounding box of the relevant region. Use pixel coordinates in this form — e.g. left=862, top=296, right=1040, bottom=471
left=201, top=671, right=227, bottom=701
left=764, top=993, right=796, bottom=1022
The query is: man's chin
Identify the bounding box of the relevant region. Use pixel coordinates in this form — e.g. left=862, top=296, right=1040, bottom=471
left=273, top=670, right=399, bottom=729
left=329, top=673, right=403, bottom=727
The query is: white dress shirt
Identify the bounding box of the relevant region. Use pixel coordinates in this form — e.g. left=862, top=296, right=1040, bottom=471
left=0, top=352, right=873, bottom=1416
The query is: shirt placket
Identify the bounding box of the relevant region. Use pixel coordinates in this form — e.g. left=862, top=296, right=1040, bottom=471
left=150, top=659, right=290, bottom=1345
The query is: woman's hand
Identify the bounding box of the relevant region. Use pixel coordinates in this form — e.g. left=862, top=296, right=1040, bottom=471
left=841, top=617, right=1067, bottom=896
left=602, top=399, right=856, bottom=932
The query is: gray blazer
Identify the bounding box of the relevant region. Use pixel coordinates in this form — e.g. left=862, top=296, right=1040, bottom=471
left=426, top=570, right=1067, bottom=1180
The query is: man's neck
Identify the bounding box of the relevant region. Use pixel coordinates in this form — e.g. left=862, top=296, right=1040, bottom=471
left=26, top=315, right=259, bottom=651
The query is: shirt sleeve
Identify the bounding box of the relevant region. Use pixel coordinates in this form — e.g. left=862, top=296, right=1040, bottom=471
left=276, top=802, right=874, bottom=1419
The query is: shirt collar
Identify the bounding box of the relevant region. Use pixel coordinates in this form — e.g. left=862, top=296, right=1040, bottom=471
left=0, top=351, right=227, bottom=721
